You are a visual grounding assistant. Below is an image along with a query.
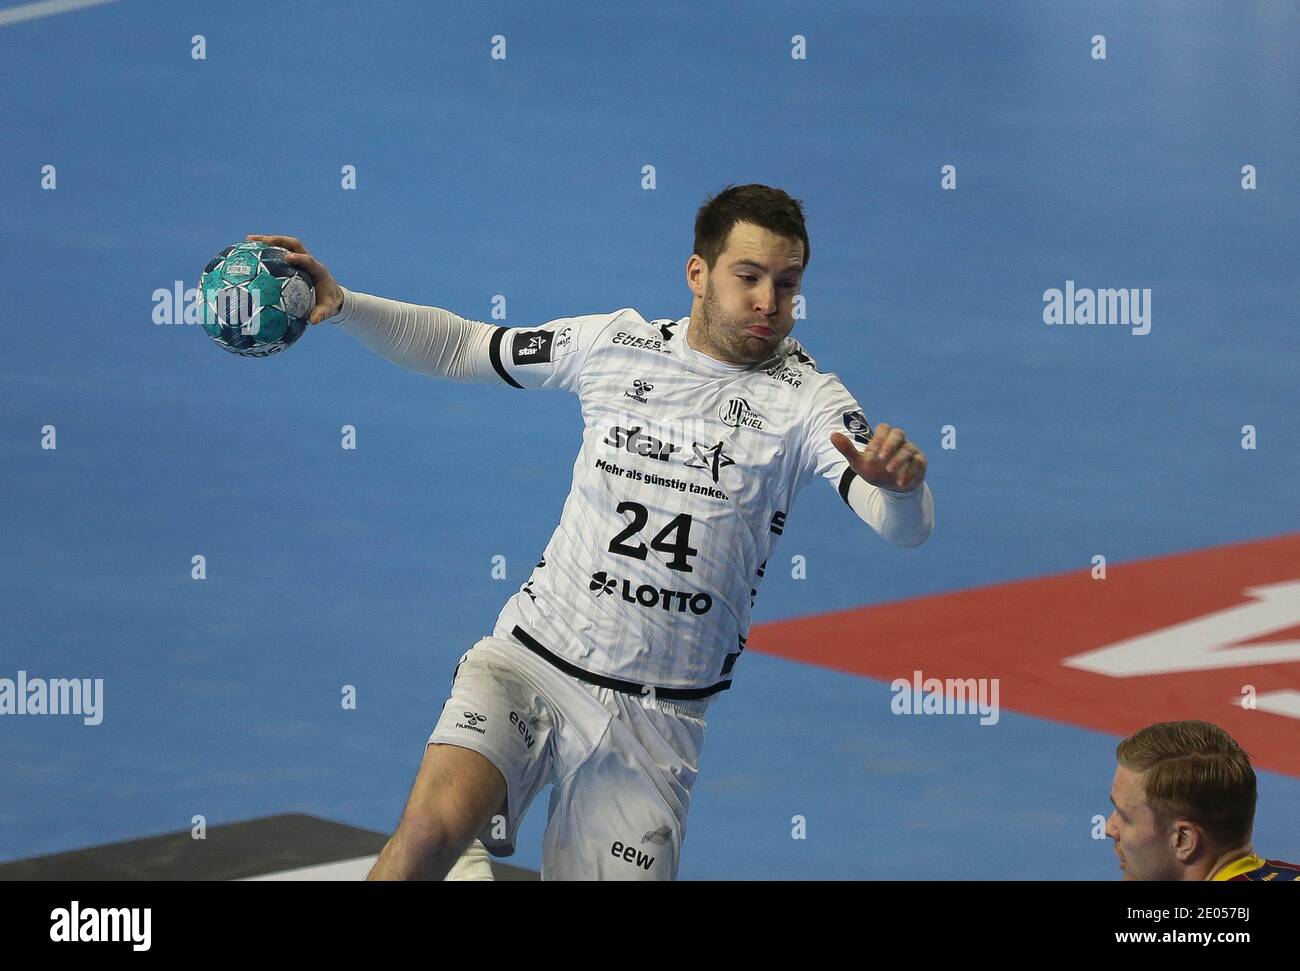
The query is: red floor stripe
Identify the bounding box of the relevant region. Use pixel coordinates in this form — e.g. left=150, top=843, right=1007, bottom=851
left=750, top=533, right=1300, bottom=776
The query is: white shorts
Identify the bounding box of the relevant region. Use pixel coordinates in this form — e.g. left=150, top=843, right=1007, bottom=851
left=427, top=634, right=710, bottom=881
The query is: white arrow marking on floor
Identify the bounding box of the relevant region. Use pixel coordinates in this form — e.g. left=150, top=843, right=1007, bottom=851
left=1063, top=580, right=1300, bottom=676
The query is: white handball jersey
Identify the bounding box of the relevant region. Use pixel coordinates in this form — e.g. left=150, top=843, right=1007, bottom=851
left=472, top=307, right=919, bottom=694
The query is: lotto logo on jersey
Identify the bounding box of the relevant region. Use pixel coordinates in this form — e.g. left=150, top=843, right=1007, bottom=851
left=719, top=396, right=765, bottom=430
left=842, top=410, right=873, bottom=445
left=511, top=330, right=553, bottom=365
left=589, top=570, right=713, bottom=615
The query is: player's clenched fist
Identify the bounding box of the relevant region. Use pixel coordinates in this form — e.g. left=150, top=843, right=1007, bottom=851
left=830, top=422, right=927, bottom=494
left=245, top=235, right=345, bottom=324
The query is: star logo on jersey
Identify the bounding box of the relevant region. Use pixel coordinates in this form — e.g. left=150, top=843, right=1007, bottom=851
left=511, top=329, right=554, bottom=365
left=624, top=379, right=654, bottom=403
left=685, top=440, right=735, bottom=483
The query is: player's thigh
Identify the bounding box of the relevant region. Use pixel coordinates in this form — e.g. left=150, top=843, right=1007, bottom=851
left=394, top=741, right=506, bottom=849
left=425, top=637, right=558, bottom=855
left=541, top=713, right=695, bottom=881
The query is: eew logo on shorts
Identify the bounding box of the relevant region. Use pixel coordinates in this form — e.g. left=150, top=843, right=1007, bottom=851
left=509, top=710, right=536, bottom=749
left=454, top=711, right=488, bottom=734
left=610, top=840, right=655, bottom=870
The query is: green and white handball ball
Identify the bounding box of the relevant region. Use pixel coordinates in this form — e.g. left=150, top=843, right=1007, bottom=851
left=198, top=241, right=314, bottom=357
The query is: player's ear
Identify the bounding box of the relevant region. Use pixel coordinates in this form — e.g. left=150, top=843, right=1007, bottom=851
left=685, top=254, right=705, bottom=295
left=1169, top=819, right=1200, bottom=862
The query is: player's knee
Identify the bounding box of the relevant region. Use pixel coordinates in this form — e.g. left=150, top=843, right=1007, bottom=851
left=374, top=814, right=468, bottom=881
left=393, top=814, right=458, bottom=862
left=400, top=747, right=505, bottom=852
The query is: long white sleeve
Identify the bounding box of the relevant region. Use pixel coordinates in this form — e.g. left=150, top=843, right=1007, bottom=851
left=801, top=367, right=935, bottom=548
left=843, top=477, right=935, bottom=548
left=329, top=287, right=500, bottom=382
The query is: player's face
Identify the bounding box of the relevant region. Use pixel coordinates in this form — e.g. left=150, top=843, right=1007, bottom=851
left=1105, top=765, right=1180, bottom=880
left=689, top=221, right=804, bottom=365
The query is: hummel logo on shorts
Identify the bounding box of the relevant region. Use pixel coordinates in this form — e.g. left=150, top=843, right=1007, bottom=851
left=454, top=711, right=488, bottom=734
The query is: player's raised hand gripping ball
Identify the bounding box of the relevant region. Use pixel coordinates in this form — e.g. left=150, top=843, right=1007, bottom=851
left=197, top=240, right=316, bottom=357
left=830, top=422, right=927, bottom=494
left=244, top=235, right=346, bottom=325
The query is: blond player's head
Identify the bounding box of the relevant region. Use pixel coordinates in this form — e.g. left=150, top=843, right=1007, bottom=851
left=1106, top=720, right=1256, bottom=880
left=685, top=184, right=809, bottom=366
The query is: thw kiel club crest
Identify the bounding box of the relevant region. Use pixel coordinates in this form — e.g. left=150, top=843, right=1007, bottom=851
left=719, top=396, right=765, bottom=430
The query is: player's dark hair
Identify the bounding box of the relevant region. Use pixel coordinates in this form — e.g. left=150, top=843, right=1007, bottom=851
left=693, top=184, right=810, bottom=272
left=1117, top=720, right=1256, bottom=850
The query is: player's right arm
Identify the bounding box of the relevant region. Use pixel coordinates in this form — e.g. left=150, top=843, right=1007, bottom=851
left=246, top=234, right=617, bottom=391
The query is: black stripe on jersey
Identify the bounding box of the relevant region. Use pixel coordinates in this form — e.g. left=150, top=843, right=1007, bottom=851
left=837, top=468, right=856, bottom=506
left=721, top=634, right=747, bottom=676
left=488, top=327, right=524, bottom=389
left=511, top=625, right=731, bottom=700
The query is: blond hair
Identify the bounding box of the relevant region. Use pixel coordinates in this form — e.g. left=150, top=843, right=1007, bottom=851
left=1117, top=720, right=1255, bottom=848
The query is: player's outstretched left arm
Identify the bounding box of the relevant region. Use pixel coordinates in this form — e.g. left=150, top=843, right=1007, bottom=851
left=830, top=423, right=926, bottom=494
